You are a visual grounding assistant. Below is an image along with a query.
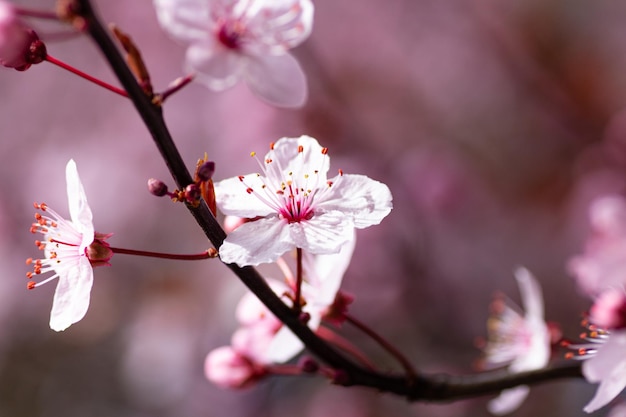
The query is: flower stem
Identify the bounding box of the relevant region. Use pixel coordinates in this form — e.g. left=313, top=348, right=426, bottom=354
left=110, top=246, right=217, bottom=260
left=344, top=313, right=418, bottom=381
left=316, top=326, right=377, bottom=371
left=156, top=74, right=195, bottom=104
left=45, top=55, right=128, bottom=97
left=15, top=8, right=59, bottom=20
left=293, top=248, right=303, bottom=314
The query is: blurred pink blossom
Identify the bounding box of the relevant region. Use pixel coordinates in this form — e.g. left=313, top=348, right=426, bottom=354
left=590, top=289, right=626, bottom=330
left=204, top=346, right=265, bottom=388
left=582, top=330, right=626, bottom=413
left=153, top=0, right=313, bottom=107
left=568, top=195, right=626, bottom=296
left=214, top=136, right=392, bottom=266
left=482, top=267, right=550, bottom=415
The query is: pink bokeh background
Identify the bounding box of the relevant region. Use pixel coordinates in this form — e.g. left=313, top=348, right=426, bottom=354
left=3, top=0, right=626, bottom=415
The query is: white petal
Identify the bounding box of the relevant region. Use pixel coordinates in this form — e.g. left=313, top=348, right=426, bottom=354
left=584, top=332, right=626, bottom=382
left=318, top=174, right=393, bottom=229
left=514, top=267, right=544, bottom=323
left=153, top=0, right=211, bottom=42
left=269, top=136, right=329, bottom=179
left=583, top=332, right=626, bottom=413
left=214, top=174, right=276, bottom=218
left=265, top=313, right=321, bottom=363
left=487, top=386, right=530, bottom=415
left=303, top=231, right=355, bottom=306
left=49, top=256, right=94, bottom=331
left=244, top=53, right=307, bottom=108
left=265, top=326, right=304, bottom=363
left=65, top=160, right=94, bottom=251
left=584, top=359, right=626, bottom=413
left=244, top=0, right=314, bottom=52
left=295, top=211, right=355, bottom=254
left=219, top=216, right=295, bottom=266
left=186, top=41, right=244, bottom=91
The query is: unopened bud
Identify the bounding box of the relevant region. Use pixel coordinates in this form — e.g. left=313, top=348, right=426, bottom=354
left=298, top=356, right=319, bottom=373
left=197, top=161, right=216, bottom=181
left=298, top=311, right=311, bottom=324
left=185, top=183, right=200, bottom=202
left=148, top=178, right=168, bottom=197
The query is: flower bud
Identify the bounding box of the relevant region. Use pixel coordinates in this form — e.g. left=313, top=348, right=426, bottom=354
left=148, top=178, right=168, bottom=197
left=197, top=160, right=215, bottom=182
left=0, top=4, right=45, bottom=70
left=204, top=346, right=264, bottom=389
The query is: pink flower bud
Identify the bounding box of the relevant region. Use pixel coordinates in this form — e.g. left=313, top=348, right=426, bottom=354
left=204, top=346, right=263, bottom=389
left=0, top=3, right=44, bottom=70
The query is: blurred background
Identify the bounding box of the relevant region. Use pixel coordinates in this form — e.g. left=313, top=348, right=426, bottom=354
left=2, top=0, right=625, bottom=415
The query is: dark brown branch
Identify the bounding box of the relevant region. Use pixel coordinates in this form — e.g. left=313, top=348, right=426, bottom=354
left=73, top=0, right=585, bottom=404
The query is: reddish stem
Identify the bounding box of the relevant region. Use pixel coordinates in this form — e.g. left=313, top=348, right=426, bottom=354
left=45, top=55, right=128, bottom=97
left=344, top=313, right=417, bottom=380
left=158, top=74, right=195, bottom=104
left=110, top=246, right=216, bottom=261
left=14, top=8, right=60, bottom=20
left=316, top=326, right=377, bottom=371
left=293, top=248, right=303, bottom=314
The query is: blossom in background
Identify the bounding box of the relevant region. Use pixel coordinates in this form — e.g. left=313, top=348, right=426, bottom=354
left=568, top=195, right=626, bottom=296
left=27, top=160, right=112, bottom=331
left=153, top=0, right=313, bottom=107
left=205, top=240, right=355, bottom=387
left=481, top=267, right=550, bottom=415
left=0, top=1, right=42, bottom=70
left=214, top=135, right=392, bottom=267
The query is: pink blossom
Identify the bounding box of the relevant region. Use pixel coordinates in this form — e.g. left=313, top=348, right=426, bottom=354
left=204, top=346, right=264, bottom=388
left=482, top=267, right=550, bottom=415
left=568, top=195, right=626, bottom=296
left=153, top=0, right=313, bottom=107
left=214, top=136, right=392, bottom=267
left=0, top=1, right=42, bottom=70
left=27, top=160, right=112, bottom=331
left=590, top=289, right=626, bottom=330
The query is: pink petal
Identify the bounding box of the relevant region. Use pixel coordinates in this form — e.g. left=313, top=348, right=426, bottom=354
left=584, top=359, right=626, bottom=413
left=244, top=53, right=307, bottom=108
left=186, top=41, right=244, bottom=91
left=487, top=386, right=530, bottom=415
left=65, top=160, right=94, bottom=251
left=318, top=174, right=393, bottom=229
left=219, top=216, right=295, bottom=266
left=583, top=332, right=626, bottom=413
left=49, top=256, right=94, bottom=331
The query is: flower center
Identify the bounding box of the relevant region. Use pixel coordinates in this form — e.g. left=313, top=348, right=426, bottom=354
left=239, top=143, right=339, bottom=225
left=217, top=21, right=244, bottom=50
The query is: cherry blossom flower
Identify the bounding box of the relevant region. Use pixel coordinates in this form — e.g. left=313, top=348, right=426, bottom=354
left=214, top=136, right=392, bottom=267
left=27, top=160, right=112, bottom=331
left=568, top=195, right=626, bottom=296
left=482, top=267, right=550, bottom=415
left=153, top=0, right=313, bottom=107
